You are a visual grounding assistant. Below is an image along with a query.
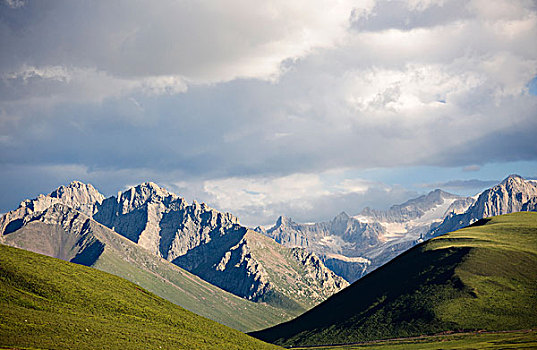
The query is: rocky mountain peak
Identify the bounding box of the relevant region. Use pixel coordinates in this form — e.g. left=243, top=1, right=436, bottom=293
left=253, top=225, right=267, bottom=234
left=114, top=182, right=185, bottom=213
left=428, top=175, right=537, bottom=238
left=406, top=189, right=459, bottom=208
left=333, top=211, right=350, bottom=221
left=501, top=174, right=524, bottom=185
left=275, top=215, right=293, bottom=227
left=133, top=181, right=173, bottom=198
left=92, top=182, right=240, bottom=258
left=15, top=181, right=104, bottom=217
left=428, top=189, right=454, bottom=200
left=358, top=188, right=462, bottom=223
left=50, top=181, right=105, bottom=205
left=498, top=174, right=532, bottom=193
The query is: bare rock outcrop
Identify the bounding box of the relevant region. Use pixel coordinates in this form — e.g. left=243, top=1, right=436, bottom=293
left=428, top=175, right=537, bottom=238
left=91, top=183, right=348, bottom=308
left=0, top=181, right=104, bottom=237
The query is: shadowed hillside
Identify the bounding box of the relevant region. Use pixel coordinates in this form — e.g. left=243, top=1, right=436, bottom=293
left=251, top=212, right=537, bottom=347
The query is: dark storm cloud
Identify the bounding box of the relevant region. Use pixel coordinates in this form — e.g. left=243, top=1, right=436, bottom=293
left=1, top=0, right=536, bottom=224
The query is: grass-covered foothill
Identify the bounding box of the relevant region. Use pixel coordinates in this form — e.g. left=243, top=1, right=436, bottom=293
left=251, top=212, right=537, bottom=347
left=2, top=215, right=294, bottom=332
left=0, top=244, right=283, bottom=350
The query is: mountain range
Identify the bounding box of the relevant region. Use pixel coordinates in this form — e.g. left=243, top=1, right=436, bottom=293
left=0, top=200, right=287, bottom=331
left=251, top=211, right=537, bottom=346
left=0, top=181, right=347, bottom=331
left=259, top=175, right=537, bottom=282
left=1, top=174, right=536, bottom=338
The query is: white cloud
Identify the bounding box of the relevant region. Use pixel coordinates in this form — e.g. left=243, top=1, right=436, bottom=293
left=479, top=52, right=537, bottom=99
left=203, top=173, right=330, bottom=215
left=1, top=66, right=137, bottom=105
left=406, top=0, right=447, bottom=12
left=463, top=165, right=481, bottom=172
left=343, top=64, right=484, bottom=114
left=198, top=172, right=403, bottom=226
left=5, top=65, right=72, bottom=83
left=140, top=76, right=188, bottom=96
left=1, top=65, right=190, bottom=106
left=4, top=0, right=25, bottom=9
left=336, top=178, right=375, bottom=194
left=467, top=0, right=534, bottom=21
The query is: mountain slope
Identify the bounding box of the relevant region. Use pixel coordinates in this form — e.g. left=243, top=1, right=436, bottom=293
left=0, top=203, right=292, bottom=332
left=0, top=181, right=347, bottom=326
left=91, top=182, right=348, bottom=309
left=0, top=244, right=282, bottom=350
left=428, top=175, right=537, bottom=238
left=251, top=212, right=537, bottom=347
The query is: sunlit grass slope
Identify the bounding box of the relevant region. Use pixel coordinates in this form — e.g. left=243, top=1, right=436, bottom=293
left=251, top=212, right=537, bottom=347
left=0, top=244, right=283, bottom=350
left=3, top=218, right=293, bottom=332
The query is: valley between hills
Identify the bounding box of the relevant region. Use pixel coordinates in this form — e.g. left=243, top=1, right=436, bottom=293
left=3, top=1, right=536, bottom=348
left=0, top=175, right=536, bottom=349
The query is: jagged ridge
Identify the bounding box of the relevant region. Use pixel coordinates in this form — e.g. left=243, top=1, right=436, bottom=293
left=428, top=174, right=537, bottom=238
left=0, top=202, right=295, bottom=331
left=0, top=181, right=348, bottom=314
left=259, top=189, right=473, bottom=282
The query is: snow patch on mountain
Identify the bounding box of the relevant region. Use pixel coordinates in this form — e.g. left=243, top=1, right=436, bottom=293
left=324, top=253, right=370, bottom=264
left=263, top=188, right=475, bottom=282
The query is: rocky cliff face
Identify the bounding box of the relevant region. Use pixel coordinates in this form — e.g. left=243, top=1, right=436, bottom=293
left=178, top=228, right=348, bottom=308
left=262, top=213, right=384, bottom=257
left=522, top=196, right=537, bottom=211
left=91, top=182, right=347, bottom=307
left=321, top=254, right=371, bottom=283
left=93, top=182, right=239, bottom=262
left=0, top=181, right=347, bottom=311
left=0, top=181, right=104, bottom=237
left=428, top=175, right=537, bottom=238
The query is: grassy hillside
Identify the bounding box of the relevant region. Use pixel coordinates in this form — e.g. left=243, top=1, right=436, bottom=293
left=251, top=212, right=537, bottom=346
left=2, top=212, right=294, bottom=332
left=0, top=244, right=283, bottom=350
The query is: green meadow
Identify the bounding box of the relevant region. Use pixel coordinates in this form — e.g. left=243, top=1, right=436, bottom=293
left=0, top=244, right=283, bottom=350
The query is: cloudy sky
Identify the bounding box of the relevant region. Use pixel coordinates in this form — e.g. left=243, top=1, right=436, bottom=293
left=1, top=0, right=536, bottom=226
